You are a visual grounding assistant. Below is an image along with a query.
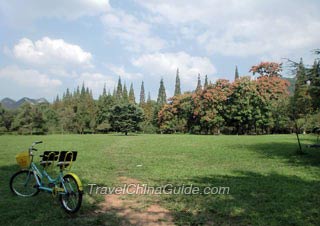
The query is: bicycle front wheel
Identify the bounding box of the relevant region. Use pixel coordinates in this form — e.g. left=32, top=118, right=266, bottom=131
left=10, top=170, right=40, bottom=197
left=59, top=174, right=82, bottom=213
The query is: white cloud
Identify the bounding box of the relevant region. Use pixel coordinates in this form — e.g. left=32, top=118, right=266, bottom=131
left=0, top=0, right=110, bottom=25
left=12, top=37, right=93, bottom=68
left=132, top=52, right=216, bottom=85
left=101, top=8, right=166, bottom=53
left=76, top=72, right=116, bottom=97
left=137, top=0, right=320, bottom=58
left=107, top=64, right=142, bottom=80
left=0, top=65, right=62, bottom=88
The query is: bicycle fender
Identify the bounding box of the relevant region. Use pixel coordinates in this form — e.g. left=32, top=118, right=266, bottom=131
left=65, top=173, right=83, bottom=192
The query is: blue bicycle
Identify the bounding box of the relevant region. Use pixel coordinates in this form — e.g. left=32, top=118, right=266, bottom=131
left=10, top=141, right=83, bottom=213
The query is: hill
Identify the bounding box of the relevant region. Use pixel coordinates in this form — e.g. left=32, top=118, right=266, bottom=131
left=0, top=97, right=48, bottom=110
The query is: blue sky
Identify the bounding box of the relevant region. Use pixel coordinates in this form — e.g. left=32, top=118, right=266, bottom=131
left=1, top=0, right=319, bottom=101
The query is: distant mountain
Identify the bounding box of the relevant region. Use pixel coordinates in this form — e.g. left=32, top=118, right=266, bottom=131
left=0, top=97, right=49, bottom=110
left=1, top=98, right=16, bottom=109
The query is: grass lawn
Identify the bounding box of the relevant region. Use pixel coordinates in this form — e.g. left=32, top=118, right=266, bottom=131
left=0, top=134, right=319, bottom=225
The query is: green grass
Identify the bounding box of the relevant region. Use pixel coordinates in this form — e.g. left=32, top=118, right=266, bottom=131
left=0, top=134, right=319, bottom=225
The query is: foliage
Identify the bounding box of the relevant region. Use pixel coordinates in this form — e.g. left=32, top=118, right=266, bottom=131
left=174, top=68, right=181, bottom=96
left=2, top=57, right=318, bottom=136
left=109, top=103, right=144, bottom=135
left=158, top=73, right=291, bottom=135
left=157, top=79, right=167, bottom=106
left=139, top=81, right=145, bottom=105
left=250, top=62, right=282, bottom=77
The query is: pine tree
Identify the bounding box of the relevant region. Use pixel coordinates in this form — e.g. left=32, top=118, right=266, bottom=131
left=196, top=74, right=202, bottom=92
left=129, top=83, right=136, bottom=104
left=174, top=68, right=181, bottom=96
left=76, top=86, right=80, bottom=96
left=235, top=66, right=239, bottom=81
left=123, top=83, right=128, bottom=102
left=81, top=82, right=86, bottom=96
left=157, top=78, right=167, bottom=105
left=103, top=83, right=107, bottom=96
left=116, top=77, right=122, bottom=100
left=112, top=86, right=116, bottom=98
left=309, top=60, right=320, bottom=110
left=140, top=81, right=145, bottom=105
left=294, top=58, right=312, bottom=115
left=204, top=75, right=208, bottom=89
left=147, top=92, right=151, bottom=103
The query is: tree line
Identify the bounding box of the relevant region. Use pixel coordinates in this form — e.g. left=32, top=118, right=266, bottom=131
left=0, top=56, right=319, bottom=135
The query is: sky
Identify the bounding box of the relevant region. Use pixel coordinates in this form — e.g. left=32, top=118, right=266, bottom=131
left=1, top=0, right=320, bottom=102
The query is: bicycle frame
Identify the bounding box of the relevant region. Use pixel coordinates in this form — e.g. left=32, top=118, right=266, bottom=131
left=28, top=162, right=67, bottom=195
left=29, top=162, right=66, bottom=195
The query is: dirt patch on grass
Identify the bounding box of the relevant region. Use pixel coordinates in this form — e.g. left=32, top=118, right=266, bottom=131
left=97, top=177, right=174, bottom=225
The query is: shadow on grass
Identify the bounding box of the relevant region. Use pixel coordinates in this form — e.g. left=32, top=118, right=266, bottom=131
left=0, top=164, right=132, bottom=226
left=156, top=171, right=320, bottom=225
left=245, top=140, right=320, bottom=167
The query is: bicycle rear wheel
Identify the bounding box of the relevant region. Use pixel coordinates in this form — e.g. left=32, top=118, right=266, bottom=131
left=59, top=174, right=82, bottom=213
left=10, top=170, right=40, bottom=197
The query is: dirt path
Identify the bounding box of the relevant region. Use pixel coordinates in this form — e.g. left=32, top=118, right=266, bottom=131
left=96, top=177, right=174, bottom=226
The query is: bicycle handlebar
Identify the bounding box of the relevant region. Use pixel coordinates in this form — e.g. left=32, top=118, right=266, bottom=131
left=34, top=141, right=43, bottom=145
left=29, top=141, right=43, bottom=152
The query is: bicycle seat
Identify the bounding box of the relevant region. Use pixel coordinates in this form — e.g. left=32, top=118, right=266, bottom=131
left=40, top=151, right=60, bottom=167
left=56, top=151, right=77, bottom=169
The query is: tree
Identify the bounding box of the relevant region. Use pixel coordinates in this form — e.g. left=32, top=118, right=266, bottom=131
left=32, top=106, right=48, bottom=134
left=96, top=87, right=114, bottom=134
left=103, top=83, right=107, bottom=96
left=192, top=79, right=232, bottom=134
left=116, top=77, right=123, bottom=101
left=109, top=103, right=144, bottom=135
left=158, top=93, right=193, bottom=133
left=129, top=83, right=136, bottom=104
left=0, top=104, right=7, bottom=133
left=293, top=58, right=312, bottom=116
left=11, top=104, right=47, bottom=134
left=204, top=75, right=208, bottom=89
left=174, top=68, right=181, bottom=96
left=255, top=76, right=290, bottom=133
left=235, top=66, right=239, bottom=81
left=309, top=60, right=320, bottom=111
left=157, top=78, right=167, bottom=106
left=140, top=81, right=145, bottom=105
left=196, top=73, right=202, bottom=92
left=228, top=77, right=263, bottom=134
left=123, top=83, right=128, bottom=102
left=250, top=62, right=282, bottom=77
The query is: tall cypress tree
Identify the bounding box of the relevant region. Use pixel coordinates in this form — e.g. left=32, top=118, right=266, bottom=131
left=204, top=75, right=208, bottom=89
left=81, top=82, right=86, bottom=96
left=294, top=58, right=312, bottom=115
left=103, top=83, right=107, bottom=96
left=140, top=81, right=145, bottom=105
left=235, top=66, right=239, bottom=81
left=129, top=83, right=136, bottom=104
left=123, top=83, right=128, bottom=102
left=116, top=77, right=122, bottom=100
left=174, top=68, right=181, bottom=96
left=196, top=73, right=202, bottom=92
left=147, top=92, right=151, bottom=103
left=157, top=78, right=167, bottom=105
left=309, top=60, right=320, bottom=110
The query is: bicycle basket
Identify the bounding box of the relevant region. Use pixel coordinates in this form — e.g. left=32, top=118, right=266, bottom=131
left=16, top=151, right=31, bottom=168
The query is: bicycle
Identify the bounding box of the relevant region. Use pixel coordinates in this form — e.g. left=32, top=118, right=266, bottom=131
left=9, top=141, right=83, bottom=213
